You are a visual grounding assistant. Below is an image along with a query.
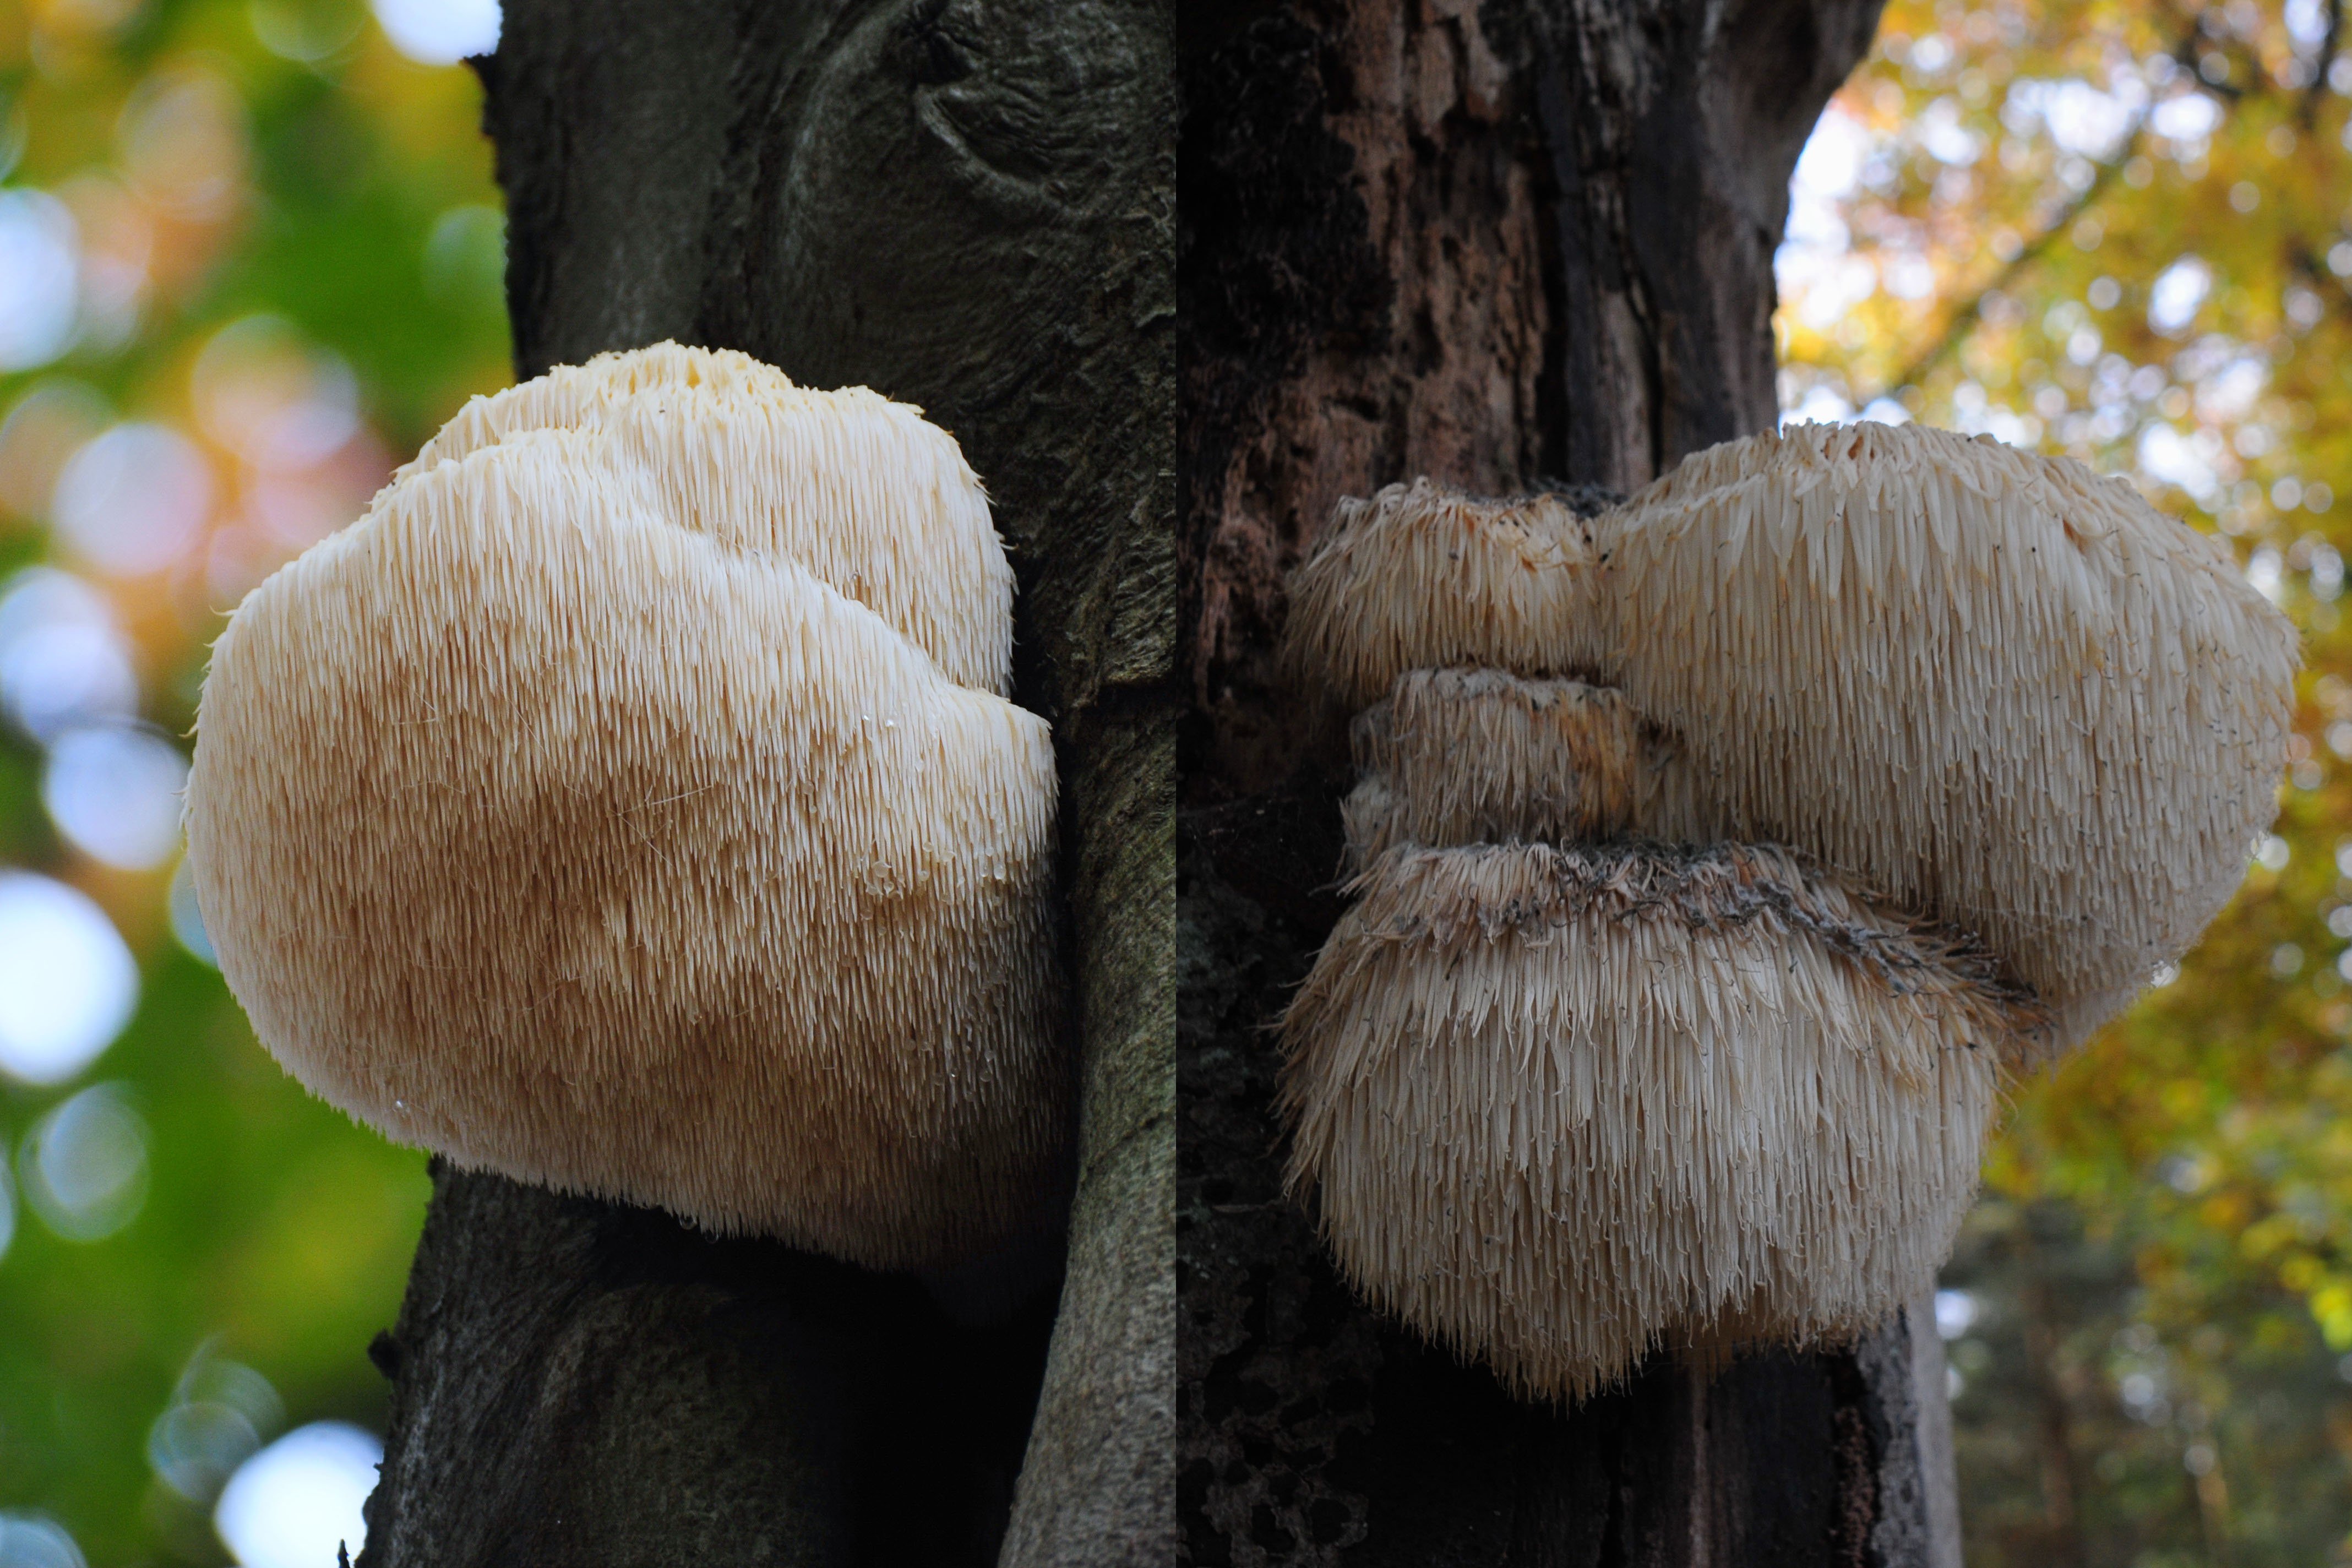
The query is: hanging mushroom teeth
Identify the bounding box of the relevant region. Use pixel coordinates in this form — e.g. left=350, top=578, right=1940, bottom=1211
left=184, top=348, right=1063, bottom=1271
left=1276, top=423, right=2294, bottom=1403
left=1281, top=479, right=1604, bottom=712
left=1281, top=840, right=2035, bottom=1404
left=1341, top=668, right=1711, bottom=872
left=393, top=340, right=1015, bottom=695
left=1284, top=423, right=2300, bottom=1047
left=1588, top=422, right=2296, bottom=1046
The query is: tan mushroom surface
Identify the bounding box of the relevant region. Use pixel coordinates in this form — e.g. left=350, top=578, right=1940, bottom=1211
left=1288, top=421, right=2299, bottom=1044
left=1283, top=480, right=1600, bottom=714
left=1342, top=668, right=1664, bottom=871
left=397, top=340, right=1014, bottom=696
left=1284, top=840, right=2023, bottom=1402
left=1276, top=421, right=2296, bottom=1400
left=184, top=349, right=1063, bottom=1270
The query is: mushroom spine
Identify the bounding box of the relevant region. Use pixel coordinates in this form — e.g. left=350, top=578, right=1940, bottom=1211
left=1275, top=421, right=2296, bottom=1401
left=185, top=343, right=1065, bottom=1271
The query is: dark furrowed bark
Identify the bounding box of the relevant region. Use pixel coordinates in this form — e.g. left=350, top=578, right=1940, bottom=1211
left=1176, top=1, right=1958, bottom=1563
left=358, top=2, right=1174, bottom=1562
left=358, top=1167, right=1054, bottom=1564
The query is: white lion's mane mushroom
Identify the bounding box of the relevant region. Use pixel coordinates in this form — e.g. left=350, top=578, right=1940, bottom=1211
left=183, top=348, right=1063, bottom=1271
left=1342, top=668, right=1676, bottom=871
left=1287, top=422, right=2300, bottom=1046
left=1275, top=421, right=2295, bottom=1401
left=1281, top=479, right=1602, bottom=713
left=397, top=340, right=1015, bottom=695
left=1283, top=840, right=2028, bottom=1403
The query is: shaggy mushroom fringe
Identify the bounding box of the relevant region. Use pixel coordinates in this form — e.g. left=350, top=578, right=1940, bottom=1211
left=1597, top=422, right=2294, bottom=1043
left=187, top=358, right=1063, bottom=1270
left=1344, top=668, right=1680, bottom=870
left=1283, top=423, right=2297, bottom=1044
left=1281, top=841, right=2028, bottom=1403
left=1281, top=480, right=1603, bottom=713
left=395, top=340, right=1015, bottom=695
left=1274, top=421, right=2293, bottom=1402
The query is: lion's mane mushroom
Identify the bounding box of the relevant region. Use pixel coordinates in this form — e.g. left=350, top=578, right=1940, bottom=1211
left=183, top=351, right=1063, bottom=1270
left=1287, top=422, right=2299, bottom=1044
left=398, top=340, right=1014, bottom=695
left=1284, top=840, right=2029, bottom=1402
left=1276, top=421, right=2295, bottom=1400
left=1282, top=479, right=1601, bottom=712
left=1341, top=668, right=1673, bottom=870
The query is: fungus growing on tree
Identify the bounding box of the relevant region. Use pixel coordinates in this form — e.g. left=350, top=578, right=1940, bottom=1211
left=1340, top=668, right=1670, bottom=870
left=399, top=340, right=1014, bottom=695
left=1289, top=422, right=2299, bottom=1042
left=1282, top=478, right=1600, bottom=712
left=1277, top=421, right=2296, bottom=1399
left=184, top=349, right=1063, bottom=1271
left=1284, top=840, right=2029, bottom=1402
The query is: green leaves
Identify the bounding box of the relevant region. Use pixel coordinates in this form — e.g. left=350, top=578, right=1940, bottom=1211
left=0, top=1, right=502, bottom=1556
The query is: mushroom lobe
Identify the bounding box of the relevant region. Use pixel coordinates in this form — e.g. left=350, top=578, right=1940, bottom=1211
left=187, top=367, right=1063, bottom=1270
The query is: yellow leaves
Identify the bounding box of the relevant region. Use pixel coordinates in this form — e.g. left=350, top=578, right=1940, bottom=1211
left=2243, top=1211, right=2305, bottom=1265
left=2305, top=1282, right=2352, bottom=1351
left=2162, top=1075, right=2216, bottom=1123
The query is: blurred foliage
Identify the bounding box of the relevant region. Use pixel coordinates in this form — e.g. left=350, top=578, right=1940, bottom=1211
left=6, top=0, right=2349, bottom=1560
left=0, top=0, right=507, bottom=1560
left=1781, top=0, right=2352, bottom=1560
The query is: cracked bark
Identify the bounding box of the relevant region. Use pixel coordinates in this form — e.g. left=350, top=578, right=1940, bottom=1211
left=1177, top=1, right=1960, bottom=1562
left=356, top=2, right=1173, bottom=1562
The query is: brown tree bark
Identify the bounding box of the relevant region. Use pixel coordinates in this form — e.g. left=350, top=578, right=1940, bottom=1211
left=356, top=3, right=1174, bottom=1563
left=1175, top=1, right=1957, bottom=1562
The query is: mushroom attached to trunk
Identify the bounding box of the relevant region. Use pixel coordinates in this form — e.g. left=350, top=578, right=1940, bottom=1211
left=1287, top=423, right=2299, bottom=1044
left=397, top=340, right=1015, bottom=695
left=1276, top=421, right=2296, bottom=1398
left=1282, top=479, right=1600, bottom=714
left=1285, top=840, right=2028, bottom=1403
left=1340, top=668, right=1673, bottom=871
left=184, top=349, right=1063, bottom=1271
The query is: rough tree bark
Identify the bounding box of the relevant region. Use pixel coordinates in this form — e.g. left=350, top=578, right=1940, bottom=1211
left=356, top=3, right=1175, bottom=1564
left=1177, top=1, right=1959, bottom=1563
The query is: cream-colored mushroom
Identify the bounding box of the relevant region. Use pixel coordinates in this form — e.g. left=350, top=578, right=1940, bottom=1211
left=1283, top=840, right=2024, bottom=1403
left=184, top=363, right=1062, bottom=1270
left=1286, top=422, right=2299, bottom=1044
left=1342, top=668, right=1671, bottom=870
left=1275, top=421, right=2294, bottom=1401
left=1282, top=480, right=1600, bottom=713
left=395, top=340, right=1014, bottom=695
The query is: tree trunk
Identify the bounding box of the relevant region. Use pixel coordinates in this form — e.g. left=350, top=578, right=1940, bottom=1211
left=1175, top=1, right=1959, bottom=1562
left=357, top=3, right=1175, bottom=1563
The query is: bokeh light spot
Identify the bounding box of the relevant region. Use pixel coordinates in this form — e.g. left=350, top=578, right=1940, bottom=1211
left=0, top=872, right=137, bottom=1086
left=370, top=0, right=499, bottom=66
left=0, top=568, right=138, bottom=743
left=0, top=1515, right=86, bottom=1568
left=149, top=1403, right=262, bottom=1505
left=50, top=422, right=214, bottom=576
left=194, top=315, right=360, bottom=471
left=214, top=1423, right=382, bottom=1568
left=0, top=383, right=109, bottom=520
left=20, top=1083, right=150, bottom=1242
left=148, top=1347, right=284, bottom=1505
left=0, top=192, right=81, bottom=373
left=117, top=69, right=249, bottom=220
left=248, top=0, right=364, bottom=62
left=42, top=723, right=188, bottom=870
